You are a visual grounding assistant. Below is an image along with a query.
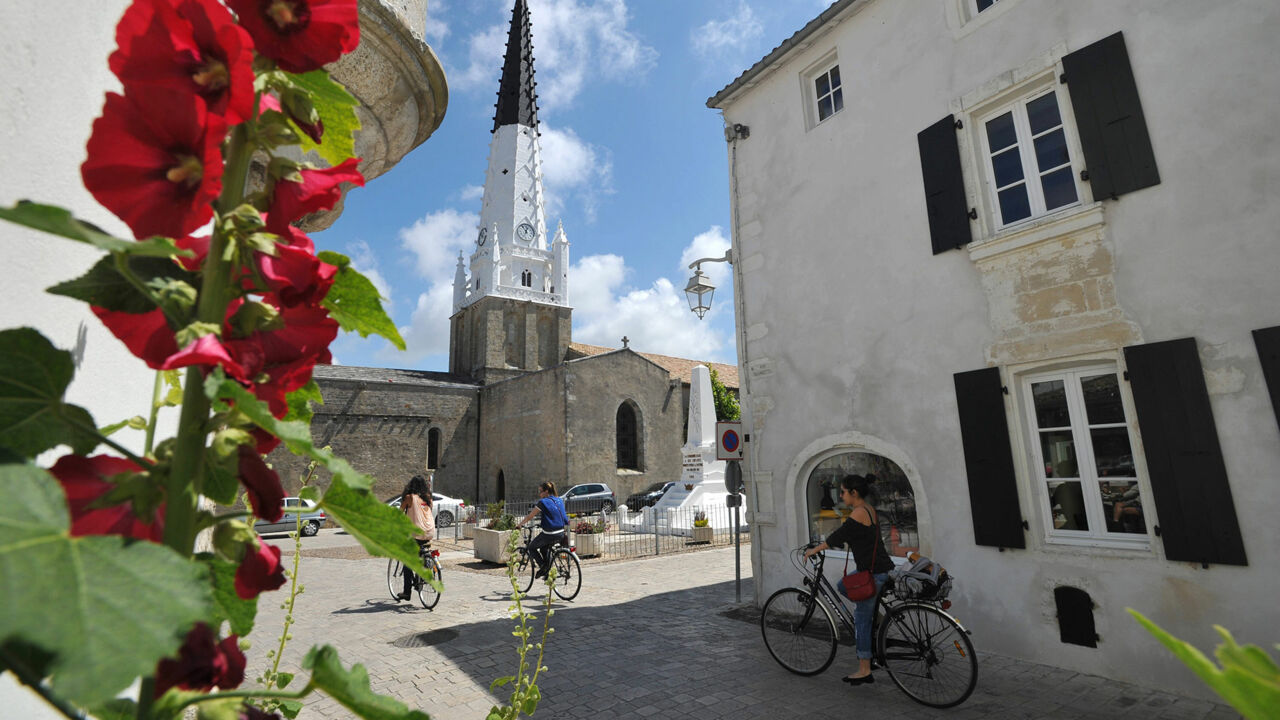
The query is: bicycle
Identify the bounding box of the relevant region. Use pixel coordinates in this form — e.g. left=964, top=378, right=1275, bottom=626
left=513, top=525, right=581, bottom=601
left=759, top=542, right=977, bottom=708
left=386, top=542, right=442, bottom=610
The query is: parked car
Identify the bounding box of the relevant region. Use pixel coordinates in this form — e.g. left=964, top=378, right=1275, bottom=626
left=386, top=493, right=467, bottom=528
left=255, top=497, right=326, bottom=537
left=625, top=481, right=674, bottom=510
left=561, top=483, right=615, bottom=514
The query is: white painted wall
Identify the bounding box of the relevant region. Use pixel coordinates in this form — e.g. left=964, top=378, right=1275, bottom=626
left=715, top=0, right=1280, bottom=700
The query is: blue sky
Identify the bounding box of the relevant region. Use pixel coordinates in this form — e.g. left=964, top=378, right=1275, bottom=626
left=319, top=0, right=829, bottom=371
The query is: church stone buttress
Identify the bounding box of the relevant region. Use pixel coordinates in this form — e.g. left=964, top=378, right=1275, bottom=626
left=449, top=0, right=571, bottom=384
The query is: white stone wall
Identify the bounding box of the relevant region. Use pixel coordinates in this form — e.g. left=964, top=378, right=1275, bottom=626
left=716, top=0, right=1280, bottom=699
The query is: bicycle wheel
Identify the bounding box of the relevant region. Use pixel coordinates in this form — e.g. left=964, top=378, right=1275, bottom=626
left=760, top=588, right=839, bottom=676
left=417, top=558, right=442, bottom=610
left=550, top=550, right=581, bottom=601
left=516, top=550, right=536, bottom=594
left=387, top=559, right=404, bottom=601
left=877, top=603, right=977, bottom=708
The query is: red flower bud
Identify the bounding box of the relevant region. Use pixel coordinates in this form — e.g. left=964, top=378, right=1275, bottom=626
left=237, top=445, right=284, bottom=523
left=235, top=540, right=287, bottom=599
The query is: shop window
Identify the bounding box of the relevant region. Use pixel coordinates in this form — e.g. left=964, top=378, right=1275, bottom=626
left=806, top=451, right=918, bottom=556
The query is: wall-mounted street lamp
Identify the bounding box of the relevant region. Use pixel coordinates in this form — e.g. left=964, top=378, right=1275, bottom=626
left=684, top=250, right=733, bottom=320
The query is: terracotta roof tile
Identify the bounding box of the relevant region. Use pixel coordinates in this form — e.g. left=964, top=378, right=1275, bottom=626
left=565, top=342, right=739, bottom=389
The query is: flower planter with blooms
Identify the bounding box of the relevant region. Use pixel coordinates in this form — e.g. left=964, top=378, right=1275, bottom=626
left=691, top=511, right=713, bottom=543
left=0, top=2, right=549, bottom=719
left=571, top=519, right=607, bottom=558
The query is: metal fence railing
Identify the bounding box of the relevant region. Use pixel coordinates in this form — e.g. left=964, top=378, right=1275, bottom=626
left=439, top=499, right=749, bottom=561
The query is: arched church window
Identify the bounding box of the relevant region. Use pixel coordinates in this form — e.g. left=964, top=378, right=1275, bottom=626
left=807, top=451, right=918, bottom=557
left=427, top=428, right=440, bottom=469
left=616, top=402, right=640, bottom=470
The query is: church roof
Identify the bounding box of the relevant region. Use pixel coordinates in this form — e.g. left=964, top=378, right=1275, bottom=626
left=492, top=0, right=539, bottom=132
left=312, top=364, right=479, bottom=389
left=564, top=342, right=739, bottom=390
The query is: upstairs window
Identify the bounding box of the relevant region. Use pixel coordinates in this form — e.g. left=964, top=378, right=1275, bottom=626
left=978, top=87, right=1081, bottom=229
left=975, top=0, right=999, bottom=12
left=813, top=64, right=844, bottom=123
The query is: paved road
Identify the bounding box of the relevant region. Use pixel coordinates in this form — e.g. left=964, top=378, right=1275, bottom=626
left=249, top=537, right=1237, bottom=719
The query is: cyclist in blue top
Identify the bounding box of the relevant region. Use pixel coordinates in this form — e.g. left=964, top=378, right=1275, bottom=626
left=518, top=481, right=569, bottom=579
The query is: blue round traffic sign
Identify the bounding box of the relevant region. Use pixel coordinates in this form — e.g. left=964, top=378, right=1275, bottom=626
left=722, top=429, right=740, bottom=453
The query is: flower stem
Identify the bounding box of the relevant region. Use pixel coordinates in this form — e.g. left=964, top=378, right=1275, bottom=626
left=162, top=122, right=255, bottom=556
left=145, top=371, right=164, bottom=457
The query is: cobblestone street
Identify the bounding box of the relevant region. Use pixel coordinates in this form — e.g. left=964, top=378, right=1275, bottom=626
left=247, top=535, right=1238, bottom=719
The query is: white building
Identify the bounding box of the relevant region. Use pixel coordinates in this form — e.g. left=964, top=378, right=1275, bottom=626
left=708, top=0, right=1280, bottom=698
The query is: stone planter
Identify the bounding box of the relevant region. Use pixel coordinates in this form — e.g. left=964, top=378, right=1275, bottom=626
left=473, top=528, right=513, bottom=564
left=691, top=526, right=714, bottom=544
left=574, top=532, right=603, bottom=558
left=462, top=522, right=477, bottom=540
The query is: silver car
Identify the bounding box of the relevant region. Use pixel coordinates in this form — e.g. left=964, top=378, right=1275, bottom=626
left=386, top=493, right=468, bottom=528
left=254, top=497, right=326, bottom=537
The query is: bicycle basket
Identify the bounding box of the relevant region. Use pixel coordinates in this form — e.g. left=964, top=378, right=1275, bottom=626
left=889, top=554, right=954, bottom=600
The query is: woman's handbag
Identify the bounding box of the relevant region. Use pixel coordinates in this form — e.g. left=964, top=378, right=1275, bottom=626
left=838, top=507, right=880, bottom=602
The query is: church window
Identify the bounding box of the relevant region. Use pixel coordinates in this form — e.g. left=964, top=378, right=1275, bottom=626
left=616, top=402, right=640, bottom=470
left=427, top=428, right=440, bottom=469
left=806, top=451, right=918, bottom=558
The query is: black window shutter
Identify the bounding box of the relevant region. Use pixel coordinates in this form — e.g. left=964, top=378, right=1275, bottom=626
left=1253, top=326, right=1280, bottom=435
left=1123, top=338, right=1247, bottom=566
left=953, top=367, right=1025, bottom=548
left=1061, top=31, right=1160, bottom=200
left=918, top=114, right=971, bottom=255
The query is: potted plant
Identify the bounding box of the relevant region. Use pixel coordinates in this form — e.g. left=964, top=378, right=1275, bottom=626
left=572, top=518, right=608, bottom=558
left=475, top=501, right=518, bottom=563
left=461, top=505, right=479, bottom=539
left=691, top=510, right=713, bottom=543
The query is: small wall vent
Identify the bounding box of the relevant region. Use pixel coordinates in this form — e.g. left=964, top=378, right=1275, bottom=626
left=1053, top=586, right=1098, bottom=648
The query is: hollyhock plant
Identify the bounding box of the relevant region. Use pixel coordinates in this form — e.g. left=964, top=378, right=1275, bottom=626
left=226, top=0, right=360, bottom=73
left=154, top=623, right=246, bottom=696
left=110, top=0, right=256, bottom=124
left=235, top=541, right=287, bottom=599
left=82, top=86, right=226, bottom=239
left=50, top=454, right=163, bottom=541
left=237, top=445, right=284, bottom=522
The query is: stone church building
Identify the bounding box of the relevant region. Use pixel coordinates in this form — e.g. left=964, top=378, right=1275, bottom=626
left=269, top=0, right=736, bottom=506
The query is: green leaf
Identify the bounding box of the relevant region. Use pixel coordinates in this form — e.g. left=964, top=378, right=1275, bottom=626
left=284, top=380, right=323, bottom=425
left=318, top=252, right=406, bottom=351
left=319, top=477, right=432, bottom=581
left=87, top=699, right=138, bottom=720
left=0, top=328, right=98, bottom=456
left=203, top=443, right=241, bottom=506
left=205, top=554, right=257, bottom=637
left=204, top=371, right=374, bottom=490
left=0, top=459, right=213, bottom=705
left=0, top=201, right=190, bottom=257
left=1130, top=609, right=1280, bottom=720
left=303, top=645, right=429, bottom=720
left=288, top=71, right=361, bottom=165
left=521, top=684, right=541, bottom=715
left=489, top=676, right=514, bottom=690
left=278, top=699, right=304, bottom=719
left=277, top=671, right=295, bottom=689
left=49, top=254, right=197, bottom=317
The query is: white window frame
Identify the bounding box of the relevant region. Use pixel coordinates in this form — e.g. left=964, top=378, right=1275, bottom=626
left=800, top=51, right=843, bottom=130
left=1018, top=362, right=1152, bottom=551
left=974, top=83, right=1084, bottom=232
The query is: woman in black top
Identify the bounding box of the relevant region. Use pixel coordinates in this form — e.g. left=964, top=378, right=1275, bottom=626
left=804, top=473, right=893, bottom=685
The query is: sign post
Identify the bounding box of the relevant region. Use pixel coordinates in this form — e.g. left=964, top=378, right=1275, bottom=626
left=724, top=457, right=746, bottom=602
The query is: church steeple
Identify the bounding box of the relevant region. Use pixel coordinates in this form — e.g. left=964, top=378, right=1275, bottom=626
left=449, top=0, right=573, bottom=383
left=493, top=0, right=539, bottom=133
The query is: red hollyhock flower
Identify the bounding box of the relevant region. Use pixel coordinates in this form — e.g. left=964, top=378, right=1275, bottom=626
left=266, top=158, right=364, bottom=233
left=154, top=623, right=245, bottom=696
left=252, top=225, right=338, bottom=307
left=50, top=455, right=163, bottom=542
left=82, top=87, right=226, bottom=240
left=226, top=0, right=360, bottom=73
left=237, top=445, right=284, bottom=522
left=110, top=0, right=255, bottom=124
left=235, top=541, right=287, bottom=599
left=92, top=306, right=180, bottom=370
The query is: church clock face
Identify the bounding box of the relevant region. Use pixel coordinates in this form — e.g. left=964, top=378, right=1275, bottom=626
left=516, top=222, right=535, bottom=243
left=477, top=227, right=487, bottom=246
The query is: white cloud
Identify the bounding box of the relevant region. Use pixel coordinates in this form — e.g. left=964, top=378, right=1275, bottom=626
left=389, top=285, right=457, bottom=365
left=449, top=0, right=657, bottom=113
left=423, top=0, right=449, bottom=43
left=458, top=184, right=485, bottom=202
left=345, top=240, right=391, bottom=303
left=539, top=124, right=613, bottom=221
left=568, top=226, right=736, bottom=363
left=692, top=2, right=764, bottom=57
left=398, top=207, right=480, bottom=282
